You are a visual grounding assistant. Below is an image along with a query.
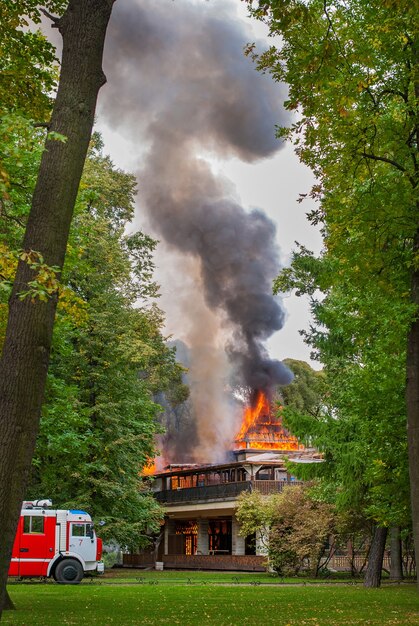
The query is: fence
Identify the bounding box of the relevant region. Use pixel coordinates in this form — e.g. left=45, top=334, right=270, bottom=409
left=123, top=552, right=414, bottom=574
left=328, top=554, right=417, bottom=574
left=252, top=480, right=303, bottom=495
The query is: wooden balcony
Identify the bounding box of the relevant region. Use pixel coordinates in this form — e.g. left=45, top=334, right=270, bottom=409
left=155, top=481, right=252, bottom=504
left=154, top=479, right=302, bottom=504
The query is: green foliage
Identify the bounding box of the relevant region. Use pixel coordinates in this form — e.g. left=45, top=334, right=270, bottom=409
left=0, top=2, right=66, bottom=232
left=248, top=0, right=417, bottom=532
left=0, top=114, right=52, bottom=348
left=0, top=0, right=64, bottom=318
left=235, top=490, right=272, bottom=553
left=23, top=138, right=188, bottom=547
left=282, top=349, right=411, bottom=526
left=0, top=2, right=185, bottom=547
left=16, top=250, right=61, bottom=302
left=0, top=115, right=183, bottom=546
left=0, top=1, right=66, bottom=120
left=237, top=485, right=335, bottom=576
left=280, top=359, right=324, bottom=418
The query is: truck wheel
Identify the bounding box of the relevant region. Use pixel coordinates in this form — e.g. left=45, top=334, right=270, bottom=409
left=53, top=559, right=84, bottom=584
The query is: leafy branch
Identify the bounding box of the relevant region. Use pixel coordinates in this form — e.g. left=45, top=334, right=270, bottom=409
left=17, top=250, right=61, bottom=302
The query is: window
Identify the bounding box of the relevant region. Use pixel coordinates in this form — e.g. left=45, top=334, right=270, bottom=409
left=72, top=523, right=85, bottom=537
left=208, top=519, right=232, bottom=555
left=175, top=521, right=198, bottom=555
left=71, top=523, right=94, bottom=538
left=23, top=516, right=44, bottom=534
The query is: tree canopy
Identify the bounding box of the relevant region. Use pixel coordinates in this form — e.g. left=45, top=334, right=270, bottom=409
left=0, top=0, right=191, bottom=612
left=0, top=1, right=192, bottom=573
left=245, top=0, right=418, bottom=582
left=24, top=135, right=187, bottom=547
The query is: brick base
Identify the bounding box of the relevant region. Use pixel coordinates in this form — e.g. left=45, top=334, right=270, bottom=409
left=123, top=553, right=266, bottom=571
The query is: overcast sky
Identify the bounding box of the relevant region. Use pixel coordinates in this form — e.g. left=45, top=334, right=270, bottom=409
left=94, top=0, right=323, bottom=375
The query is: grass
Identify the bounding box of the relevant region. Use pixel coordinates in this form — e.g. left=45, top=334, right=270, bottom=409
left=3, top=571, right=419, bottom=625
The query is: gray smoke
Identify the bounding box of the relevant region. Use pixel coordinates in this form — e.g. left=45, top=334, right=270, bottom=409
left=99, top=0, right=293, bottom=459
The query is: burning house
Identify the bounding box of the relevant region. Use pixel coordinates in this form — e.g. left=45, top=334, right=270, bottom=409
left=101, top=0, right=321, bottom=572
left=126, top=392, right=320, bottom=572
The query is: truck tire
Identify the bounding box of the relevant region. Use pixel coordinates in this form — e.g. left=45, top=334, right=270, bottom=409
left=53, top=558, right=84, bottom=584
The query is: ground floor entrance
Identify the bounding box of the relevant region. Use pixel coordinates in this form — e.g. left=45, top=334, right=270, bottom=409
left=168, top=518, right=233, bottom=556
left=122, top=512, right=266, bottom=571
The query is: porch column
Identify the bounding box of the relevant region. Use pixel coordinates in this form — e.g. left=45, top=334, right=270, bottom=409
left=197, top=519, right=209, bottom=555
left=164, top=518, right=175, bottom=555
left=232, top=516, right=245, bottom=555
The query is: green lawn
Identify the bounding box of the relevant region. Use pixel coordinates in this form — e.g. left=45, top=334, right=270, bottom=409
left=4, top=574, right=419, bottom=626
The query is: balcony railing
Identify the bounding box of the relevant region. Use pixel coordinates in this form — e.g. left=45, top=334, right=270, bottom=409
left=252, top=480, right=303, bottom=495
left=155, top=481, right=252, bottom=504
left=154, top=479, right=303, bottom=504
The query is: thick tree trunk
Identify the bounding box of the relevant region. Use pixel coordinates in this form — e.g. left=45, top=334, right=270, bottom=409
left=407, top=34, right=419, bottom=588
left=389, top=526, right=403, bottom=581
left=364, top=526, right=388, bottom=588
left=0, top=0, right=115, bottom=615
left=407, top=228, right=419, bottom=590
left=3, top=590, right=15, bottom=611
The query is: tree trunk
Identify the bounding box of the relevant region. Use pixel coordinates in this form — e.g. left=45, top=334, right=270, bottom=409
left=406, top=31, right=419, bottom=587
left=407, top=225, right=419, bottom=590
left=3, top=590, right=15, bottom=611
left=389, top=526, right=403, bottom=581
left=364, top=526, right=388, bottom=588
left=153, top=532, right=164, bottom=564
left=0, top=0, right=115, bottom=615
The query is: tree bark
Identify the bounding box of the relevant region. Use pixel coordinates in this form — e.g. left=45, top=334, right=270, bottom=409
left=406, top=31, right=419, bottom=587
left=0, top=0, right=115, bottom=615
left=389, top=526, right=403, bottom=581
left=3, top=590, right=15, bottom=611
left=364, top=526, right=388, bottom=588
left=407, top=226, right=419, bottom=590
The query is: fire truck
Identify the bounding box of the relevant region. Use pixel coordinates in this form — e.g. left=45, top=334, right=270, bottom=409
left=8, top=500, right=104, bottom=583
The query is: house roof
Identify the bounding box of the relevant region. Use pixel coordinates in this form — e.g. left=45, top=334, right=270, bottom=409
left=152, top=449, right=322, bottom=478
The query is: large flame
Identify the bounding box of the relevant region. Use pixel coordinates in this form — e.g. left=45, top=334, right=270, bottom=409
left=142, top=458, right=157, bottom=476
left=235, top=390, right=270, bottom=441
left=234, top=390, right=302, bottom=451
left=141, top=454, right=171, bottom=476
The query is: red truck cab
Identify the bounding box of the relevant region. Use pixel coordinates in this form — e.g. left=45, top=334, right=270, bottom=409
left=9, top=500, right=104, bottom=583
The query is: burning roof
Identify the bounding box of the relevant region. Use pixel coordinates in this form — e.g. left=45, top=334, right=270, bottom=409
left=234, top=390, right=302, bottom=453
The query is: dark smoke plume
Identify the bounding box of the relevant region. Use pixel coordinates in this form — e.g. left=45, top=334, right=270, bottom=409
left=100, top=0, right=293, bottom=460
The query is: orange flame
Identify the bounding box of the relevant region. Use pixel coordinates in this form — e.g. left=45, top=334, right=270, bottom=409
left=236, top=390, right=270, bottom=440
left=234, top=390, right=302, bottom=451
left=142, top=459, right=156, bottom=476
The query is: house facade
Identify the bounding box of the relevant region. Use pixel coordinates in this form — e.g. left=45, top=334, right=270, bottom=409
left=124, top=447, right=320, bottom=571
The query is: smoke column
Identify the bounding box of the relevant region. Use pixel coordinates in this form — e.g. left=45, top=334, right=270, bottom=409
left=100, top=0, right=293, bottom=461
